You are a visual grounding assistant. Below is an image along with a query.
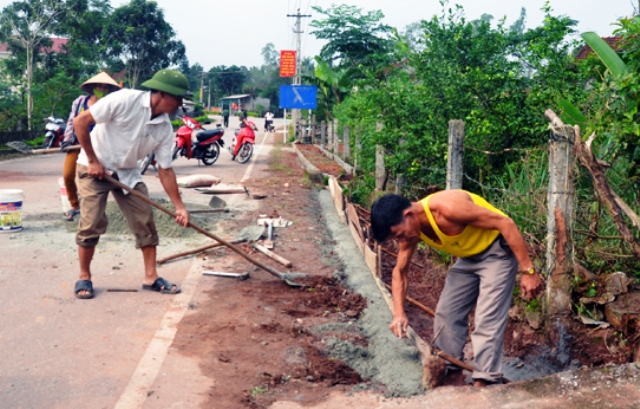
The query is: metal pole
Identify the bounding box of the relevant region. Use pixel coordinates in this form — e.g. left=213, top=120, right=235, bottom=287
left=207, top=79, right=211, bottom=111
left=283, top=109, right=287, bottom=144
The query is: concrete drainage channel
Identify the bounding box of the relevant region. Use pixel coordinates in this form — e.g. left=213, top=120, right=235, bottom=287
left=316, top=188, right=425, bottom=396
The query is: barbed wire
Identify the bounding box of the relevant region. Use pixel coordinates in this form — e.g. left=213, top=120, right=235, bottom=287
left=465, top=145, right=547, bottom=155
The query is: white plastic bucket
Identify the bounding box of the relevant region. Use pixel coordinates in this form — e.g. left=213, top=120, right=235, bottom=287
left=58, top=177, right=72, bottom=213
left=0, top=189, right=24, bottom=233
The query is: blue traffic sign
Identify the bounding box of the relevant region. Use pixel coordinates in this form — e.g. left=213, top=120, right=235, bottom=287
left=279, top=85, right=317, bottom=109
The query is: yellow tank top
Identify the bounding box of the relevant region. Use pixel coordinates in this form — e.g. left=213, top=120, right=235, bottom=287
left=419, top=191, right=507, bottom=258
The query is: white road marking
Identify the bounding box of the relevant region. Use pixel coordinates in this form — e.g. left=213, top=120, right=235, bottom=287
left=113, top=261, right=203, bottom=409
left=240, top=130, right=270, bottom=183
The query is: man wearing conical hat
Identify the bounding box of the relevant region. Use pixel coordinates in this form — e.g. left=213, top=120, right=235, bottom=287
left=71, top=69, right=192, bottom=300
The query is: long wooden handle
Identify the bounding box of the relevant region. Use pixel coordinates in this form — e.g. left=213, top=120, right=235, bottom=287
left=103, top=173, right=284, bottom=279
left=31, top=145, right=82, bottom=155
left=254, top=243, right=293, bottom=268
left=157, top=239, right=242, bottom=265
left=384, top=283, right=436, bottom=317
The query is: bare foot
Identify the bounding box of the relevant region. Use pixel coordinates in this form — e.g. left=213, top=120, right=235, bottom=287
left=443, top=370, right=466, bottom=387
left=473, top=379, right=489, bottom=388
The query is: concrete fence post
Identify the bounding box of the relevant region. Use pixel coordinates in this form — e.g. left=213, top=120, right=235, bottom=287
left=320, top=120, right=326, bottom=148
left=344, top=125, right=350, bottom=162
left=375, top=122, right=387, bottom=191
left=546, top=125, right=575, bottom=317
left=333, top=119, right=339, bottom=155
left=446, top=120, right=465, bottom=190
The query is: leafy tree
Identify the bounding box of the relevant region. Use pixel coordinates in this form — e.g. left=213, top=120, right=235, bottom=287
left=102, top=0, right=185, bottom=88
left=209, top=65, right=247, bottom=96
left=57, top=0, right=112, bottom=74
left=261, top=42, right=278, bottom=67
left=310, top=4, right=393, bottom=69
left=0, top=0, right=71, bottom=129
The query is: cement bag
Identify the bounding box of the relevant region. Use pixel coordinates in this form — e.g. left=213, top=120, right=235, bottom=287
left=176, top=174, right=221, bottom=188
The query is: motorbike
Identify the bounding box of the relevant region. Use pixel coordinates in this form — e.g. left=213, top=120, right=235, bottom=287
left=230, top=118, right=257, bottom=164
left=264, top=117, right=274, bottom=132
left=139, top=113, right=223, bottom=175
left=42, top=116, right=66, bottom=149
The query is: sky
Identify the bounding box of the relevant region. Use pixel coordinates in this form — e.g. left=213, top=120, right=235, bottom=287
left=0, top=0, right=636, bottom=69
left=111, top=0, right=634, bottom=69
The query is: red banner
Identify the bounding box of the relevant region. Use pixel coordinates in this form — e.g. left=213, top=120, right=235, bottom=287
left=280, top=50, right=296, bottom=77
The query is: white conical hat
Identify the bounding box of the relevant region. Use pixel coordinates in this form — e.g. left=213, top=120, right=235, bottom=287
left=81, top=72, right=120, bottom=93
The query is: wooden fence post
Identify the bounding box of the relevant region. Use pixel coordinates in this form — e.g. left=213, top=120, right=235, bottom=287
left=344, top=125, right=350, bottom=162
left=546, top=125, right=575, bottom=317
left=320, top=120, right=326, bottom=148
left=375, top=122, right=387, bottom=191
left=446, top=120, right=465, bottom=190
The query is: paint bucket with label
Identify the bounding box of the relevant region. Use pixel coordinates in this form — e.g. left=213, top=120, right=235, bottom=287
left=58, top=177, right=72, bottom=213
left=0, top=189, right=24, bottom=233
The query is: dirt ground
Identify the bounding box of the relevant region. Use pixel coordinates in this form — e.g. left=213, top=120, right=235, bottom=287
left=295, top=144, right=345, bottom=178
left=171, top=144, right=375, bottom=408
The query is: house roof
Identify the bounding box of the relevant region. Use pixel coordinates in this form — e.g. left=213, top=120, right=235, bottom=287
left=219, top=94, right=250, bottom=100
left=575, top=36, right=623, bottom=60
left=0, top=37, right=68, bottom=54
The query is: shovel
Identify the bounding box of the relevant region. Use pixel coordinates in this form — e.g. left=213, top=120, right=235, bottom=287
left=7, top=141, right=81, bottom=155
left=103, top=173, right=308, bottom=287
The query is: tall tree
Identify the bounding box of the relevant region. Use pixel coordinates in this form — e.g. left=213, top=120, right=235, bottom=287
left=209, top=65, right=247, bottom=97
left=0, top=0, right=71, bottom=129
left=261, top=42, right=278, bottom=67
left=102, top=0, right=185, bottom=88
left=58, top=0, right=113, bottom=74
left=310, top=4, right=392, bottom=69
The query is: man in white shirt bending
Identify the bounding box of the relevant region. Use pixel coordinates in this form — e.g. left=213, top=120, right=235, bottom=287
left=72, top=69, right=191, bottom=299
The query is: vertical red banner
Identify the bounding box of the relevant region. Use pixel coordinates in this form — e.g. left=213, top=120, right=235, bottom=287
left=280, top=50, right=296, bottom=77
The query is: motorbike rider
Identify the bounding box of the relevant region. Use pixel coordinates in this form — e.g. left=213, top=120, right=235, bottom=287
left=60, top=72, right=120, bottom=221
left=264, top=109, right=274, bottom=131
left=222, top=106, right=229, bottom=128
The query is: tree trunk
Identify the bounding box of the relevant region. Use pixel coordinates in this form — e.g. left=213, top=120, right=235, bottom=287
left=26, top=47, right=33, bottom=131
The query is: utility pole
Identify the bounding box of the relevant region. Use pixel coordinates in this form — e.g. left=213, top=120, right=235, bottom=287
left=287, top=8, right=311, bottom=140
left=200, top=72, right=204, bottom=104
left=208, top=78, right=211, bottom=110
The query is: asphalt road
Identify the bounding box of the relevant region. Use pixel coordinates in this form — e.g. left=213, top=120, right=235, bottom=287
left=0, top=115, right=279, bottom=409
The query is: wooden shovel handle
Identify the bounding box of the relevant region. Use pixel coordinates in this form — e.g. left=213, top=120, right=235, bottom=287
left=103, top=173, right=284, bottom=279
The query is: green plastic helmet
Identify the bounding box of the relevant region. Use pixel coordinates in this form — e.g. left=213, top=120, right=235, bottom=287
left=141, top=69, right=192, bottom=97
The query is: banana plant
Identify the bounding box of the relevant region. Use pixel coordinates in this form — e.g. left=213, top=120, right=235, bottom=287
left=557, top=32, right=628, bottom=130
left=314, top=56, right=353, bottom=119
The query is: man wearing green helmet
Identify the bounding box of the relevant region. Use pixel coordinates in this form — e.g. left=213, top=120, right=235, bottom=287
left=71, top=69, right=192, bottom=299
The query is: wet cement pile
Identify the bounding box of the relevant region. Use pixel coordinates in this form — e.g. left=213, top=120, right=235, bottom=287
left=64, top=199, right=223, bottom=238
left=315, top=189, right=425, bottom=397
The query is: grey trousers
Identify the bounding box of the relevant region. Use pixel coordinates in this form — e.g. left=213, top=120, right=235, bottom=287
left=432, top=236, right=517, bottom=383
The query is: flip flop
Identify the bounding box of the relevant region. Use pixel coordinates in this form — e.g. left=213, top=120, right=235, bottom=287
left=74, top=279, right=94, bottom=299
left=63, top=208, right=80, bottom=222
left=142, top=277, right=181, bottom=294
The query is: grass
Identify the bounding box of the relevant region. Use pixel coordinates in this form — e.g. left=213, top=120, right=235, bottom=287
left=26, top=135, right=45, bottom=147
left=250, top=385, right=268, bottom=398
left=268, top=144, right=295, bottom=175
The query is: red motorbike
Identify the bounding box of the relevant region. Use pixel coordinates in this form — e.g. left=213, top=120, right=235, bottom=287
left=139, top=114, right=224, bottom=174
left=172, top=114, right=224, bottom=165
left=229, top=118, right=257, bottom=163
left=42, top=116, right=66, bottom=149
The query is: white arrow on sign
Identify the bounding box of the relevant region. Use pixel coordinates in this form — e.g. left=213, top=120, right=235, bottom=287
left=292, top=87, right=304, bottom=105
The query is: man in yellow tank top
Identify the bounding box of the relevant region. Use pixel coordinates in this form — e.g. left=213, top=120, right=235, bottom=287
left=371, top=190, right=544, bottom=387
